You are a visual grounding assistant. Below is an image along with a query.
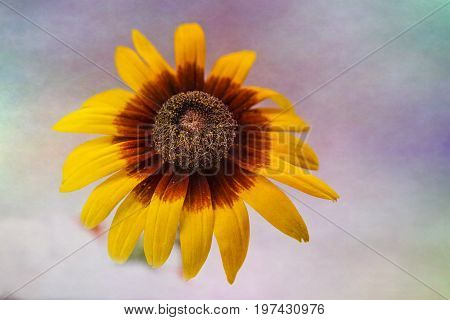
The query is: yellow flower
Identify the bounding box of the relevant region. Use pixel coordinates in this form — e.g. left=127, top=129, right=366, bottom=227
left=53, top=23, right=338, bottom=284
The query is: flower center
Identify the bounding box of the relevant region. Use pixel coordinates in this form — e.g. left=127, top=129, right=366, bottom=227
left=179, top=109, right=206, bottom=133
left=153, top=91, right=237, bottom=170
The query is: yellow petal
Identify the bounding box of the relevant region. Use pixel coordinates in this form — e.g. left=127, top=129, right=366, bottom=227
left=115, top=40, right=177, bottom=108
left=132, top=29, right=174, bottom=75
left=268, top=131, right=319, bottom=170
left=53, top=87, right=152, bottom=136
left=53, top=108, right=121, bottom=135
left=144, top=174, right=189, bottom=267
left=108, top=175, right=161, bottom=263
left=240, top=108, right=310, bottom=132
left=174, top=23, right=205, bottom=91
left=60, top=137, right=129, bottom=192
left=81, top=170, right=148, bottom=229
left=62, top=136, right=119, bottom=177
left=80, top=89, right=136, bottom=110
left=257, top=152, right=339, bottom=200
left=245, top=86, right=297, bottom=113
left=174, top=23, right=205, bottom=71
left=52, top=104, right=148, bottom=136
left=214, top=199, right=249, bottom=284
left=240, top=175, right=308, bottom=242
left=115, top=46, right=154, bottom=93
left=206, top=50, right=256, bottom=96
left=180, top=175, right=214, bottom=280
left=108, top=194, right=146, bottom=263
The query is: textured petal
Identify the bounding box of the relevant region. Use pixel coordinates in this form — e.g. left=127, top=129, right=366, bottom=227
left=52, top=106, right=150, bottom=136
left=80, top=89, right=137, bottom=110
left=205, top=51, right=256, bottom=98
left=115, top=46, right=154, bottom=93
left=174, top=23, right=205, bottom=69
left=60, top=137, right=128, bottom=192
left=144, top=174, right=189, bottom=267
left=239, top=108, right=310, bottom=132
left=257, top=152, right=339, bottom=200
left=108, top=174, right=161, bottom=263
left=53, top=108, right=121, bottom=135
left=53, top=87, right=153, bottom=136
left=132, top=29, right=174, bottom=75
left=231, top=129, right=318, bottom=171
left=108, top=194, right=147, bottom=263
left=268, top=131, right=319, bottom=170
left=245, top=86, right=296, bottom=113
left=240, top=175, right=308, bottom=242
left=180, top=175, right=214, bottom=280
left=59, top=137, right=156, bottom=192
left=81, top=169, right=156, bottom=229
left=229, top=136, right=270, bottom=174
left=117, top=39, right=178, bottom=110
left=214, top=199, right=249, bottom=284
left=174, top=23, right=205, bottom=91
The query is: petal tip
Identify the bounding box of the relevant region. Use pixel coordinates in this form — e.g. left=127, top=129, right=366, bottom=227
left=246, top=50, right=257, bottom=60
left=182, top=271, right=196, bottom=281
left=115, top=45, right=130, bottom=58
left=146, top=258, right=165, bottom=269
left=131, top=29, right=144, bottom=43
left=115, top=46, right=124, bottom=55
left=226, top=275, right=236, bottom=285
left=182, top=265, right=203, bottom=281
left=224, top=270, right=239, bottom=284
left=52, top=122, right=61, bottom=131
left=294, top=230, right=309, bottom=243
left=108, top=245, right=129, bottom=264
left=108, top=254, right=127, bottom=265
left=175, top=23, right=205, bottom=41
left=80, top=215, right=97, bottom=229
left=52, top=118, right=68, bottom=132
left=302, top=233, right=310, bottom=243
left=179, top=22, right=202, bottom=29
left=329, top=190, right=340, bottom=201
left=59, top=184, right=71, bottom=193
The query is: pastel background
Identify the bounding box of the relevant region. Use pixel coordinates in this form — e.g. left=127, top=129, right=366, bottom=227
left=0, top=0, right=449, bottom=299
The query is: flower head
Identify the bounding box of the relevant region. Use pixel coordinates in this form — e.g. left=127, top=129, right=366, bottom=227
left=54, top=23, right=338, bottom=283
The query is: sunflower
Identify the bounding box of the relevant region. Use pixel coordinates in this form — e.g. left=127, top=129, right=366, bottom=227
left=53, top=23, right=338, bottom=283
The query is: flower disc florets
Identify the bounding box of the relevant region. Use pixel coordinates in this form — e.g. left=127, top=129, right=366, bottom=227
left=153, top=91, right=237, bottom=170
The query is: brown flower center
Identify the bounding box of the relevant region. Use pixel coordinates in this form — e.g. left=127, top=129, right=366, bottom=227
left=153, top=91, right=237, bottom=170
left=179, top=109, right=207, bottom=133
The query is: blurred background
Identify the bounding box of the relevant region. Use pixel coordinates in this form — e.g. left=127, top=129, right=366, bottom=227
left=0, top=0, right=449, bottom=299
